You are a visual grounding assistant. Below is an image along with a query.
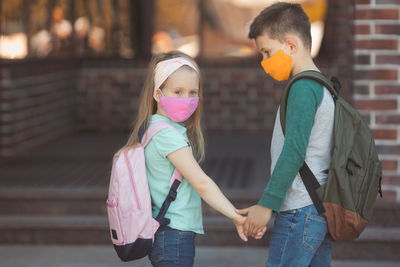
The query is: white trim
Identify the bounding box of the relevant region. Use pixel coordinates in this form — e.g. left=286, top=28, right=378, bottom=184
left=354, top=50, right=400, bottom=55
left=355, top=35, right=399, bottom=40
left=354, top=65, right=399, bottom=70
left=353, top=94, right=400, bottom=100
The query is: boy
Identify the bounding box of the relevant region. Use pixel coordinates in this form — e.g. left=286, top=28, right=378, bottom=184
left=237, top=2, right=334, bottom=266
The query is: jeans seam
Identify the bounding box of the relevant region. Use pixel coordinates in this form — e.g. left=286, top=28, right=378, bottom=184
left=177, top=230, right=180, bottom=259
left=276, top=220, right=292, bottom=267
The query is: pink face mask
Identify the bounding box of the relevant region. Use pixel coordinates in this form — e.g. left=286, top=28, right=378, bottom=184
left=159, top=95, right=199, bottom=122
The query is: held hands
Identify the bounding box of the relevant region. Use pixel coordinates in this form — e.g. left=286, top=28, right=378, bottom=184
left=232, top=212, right=267, bottom=242
left=236, top=204, right=272, bottom=239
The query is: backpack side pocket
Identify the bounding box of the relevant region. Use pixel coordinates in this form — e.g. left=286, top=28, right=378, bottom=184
left=107, top=197, right=124, bottom=245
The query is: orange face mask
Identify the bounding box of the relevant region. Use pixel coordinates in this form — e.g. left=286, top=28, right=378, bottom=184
left=261, top=45, right=293, bottom=81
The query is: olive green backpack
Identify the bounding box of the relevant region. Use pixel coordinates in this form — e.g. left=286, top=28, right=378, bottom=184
left=280, top=71, right=383, bottom=241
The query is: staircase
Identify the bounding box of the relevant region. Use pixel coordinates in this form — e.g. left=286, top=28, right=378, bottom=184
left=0, top=133, right=399, bottom=261
left=1, top=186, right=399, bottom=261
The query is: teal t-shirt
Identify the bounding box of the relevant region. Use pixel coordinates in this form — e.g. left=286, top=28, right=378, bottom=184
left=145, top=114, right=204, bottom=234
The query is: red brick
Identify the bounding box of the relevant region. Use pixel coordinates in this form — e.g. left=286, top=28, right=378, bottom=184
left=354, top=39, right=398, bottom=50
left=354, top=24, right=371, bottom=35
left=382, top=175, right=400, bottom=185
left=376, top=115, right=400, bottom=124
left=375, top=24, right=400, bottom=35
left=376, top=55, right=400, bottom=65
left=354, top=99, right=397, bottom=111
left=355, top=55, right=371, bottom=65
left=354, top=84, right=369, bottom=94
left=382, top=159, right=397, bottom=171
left=355, top=9, right=398, bottom=20
left=375, top=85, right=400, bottom=94
left=232, top=73, right=252, bottom=81
left=355, top=69, right=398, bottom=80
left=372, top=129, right=397, bottom=140
left=355, top=0, right=370, bottom=3
left=376, top=0, right=400, bottom=4
left=377, top=145, right=400, bottom=155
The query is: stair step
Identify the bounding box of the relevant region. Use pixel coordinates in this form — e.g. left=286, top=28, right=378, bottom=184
left=0, top=215, right=108, bottom=245
left=0, top=187, right=107, bottom=216
left=0, top=214, right=399, bottom=261
left=0, top=187, right=263, bottom=217
left=1, top=187, right=400, bottom=229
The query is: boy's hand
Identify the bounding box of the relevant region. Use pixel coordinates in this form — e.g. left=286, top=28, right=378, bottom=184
left=236, top=205, right=272, bottom=238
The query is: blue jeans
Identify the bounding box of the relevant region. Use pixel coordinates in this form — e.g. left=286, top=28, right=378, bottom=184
left=267, top=204, right=332, bottom=267
left=149, top=226, right=196, bottom=267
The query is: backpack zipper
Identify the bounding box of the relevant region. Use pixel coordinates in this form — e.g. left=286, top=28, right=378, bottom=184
left=124, top=149, right=142, bottom=210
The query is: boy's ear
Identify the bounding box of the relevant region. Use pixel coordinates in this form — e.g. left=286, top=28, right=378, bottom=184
left=153, top=89, right=161, bottom=102
left=286, top=38, right=298, bottom=55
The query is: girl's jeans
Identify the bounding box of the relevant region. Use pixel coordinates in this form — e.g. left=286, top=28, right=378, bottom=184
left=149, top=226, right=196, bottom=267
left=267, top=204, right=332, bottom=267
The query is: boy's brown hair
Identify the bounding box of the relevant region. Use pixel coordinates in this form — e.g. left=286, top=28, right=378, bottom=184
left=248, top=2, right=312, bottom=50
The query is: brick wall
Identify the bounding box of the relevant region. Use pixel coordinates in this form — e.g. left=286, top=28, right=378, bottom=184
left=353, top=0, right=400, bottom=202
left=76, top=60, right=147, bottom=133
left=76, top=0, right=355, bottom=134
left=77, top=61, right=281, bottom=134
left=2, top=0, right=399, bottom=205
left=0, top=60, right=77, bottom=157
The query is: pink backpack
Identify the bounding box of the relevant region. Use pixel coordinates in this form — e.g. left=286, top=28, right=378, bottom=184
left=106, top=121, right=184, bottom=262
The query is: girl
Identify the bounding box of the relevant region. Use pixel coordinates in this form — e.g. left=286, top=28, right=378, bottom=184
left=126, top=51, right=265, bottom=266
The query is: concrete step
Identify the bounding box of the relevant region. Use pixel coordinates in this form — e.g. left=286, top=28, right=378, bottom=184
left=1, top=186, right=400, bottom=261
left=0, top=214, right=399, bottom=261
left=0, top=187, right=107, bottom=216
left=3, top=187, right=398, bottom=228
left=0, top=187, right=262, bottom=217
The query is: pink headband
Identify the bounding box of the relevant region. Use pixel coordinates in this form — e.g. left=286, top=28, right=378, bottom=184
left=154, top=57, right=199, bottom=91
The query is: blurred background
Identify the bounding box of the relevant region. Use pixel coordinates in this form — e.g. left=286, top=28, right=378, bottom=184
left=0, top=0, right=399, bottom=265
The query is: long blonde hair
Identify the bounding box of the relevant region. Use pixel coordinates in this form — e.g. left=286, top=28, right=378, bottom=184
left=126, top=51, right=205, bottom=163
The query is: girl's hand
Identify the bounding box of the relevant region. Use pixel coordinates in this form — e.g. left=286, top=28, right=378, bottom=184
left=233, top=214, right=248, bottom=242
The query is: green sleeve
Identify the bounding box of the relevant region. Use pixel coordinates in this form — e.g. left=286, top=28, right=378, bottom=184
left=258, top=79, right=324, bottom=212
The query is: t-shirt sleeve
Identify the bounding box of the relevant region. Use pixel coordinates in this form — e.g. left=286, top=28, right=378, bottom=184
left=151, top=128, right=189, bottom=158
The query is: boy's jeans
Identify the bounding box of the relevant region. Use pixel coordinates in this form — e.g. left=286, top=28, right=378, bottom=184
left=149, top=226, right=196, bottom=267
left=267, top=204, right=332, bottom=267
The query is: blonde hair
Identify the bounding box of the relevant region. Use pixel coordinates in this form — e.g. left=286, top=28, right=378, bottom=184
left=126, top=51, right=205, bottom=163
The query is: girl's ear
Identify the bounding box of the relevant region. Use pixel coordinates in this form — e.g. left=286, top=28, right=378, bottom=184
left=153, top=89, right=162, bottom=102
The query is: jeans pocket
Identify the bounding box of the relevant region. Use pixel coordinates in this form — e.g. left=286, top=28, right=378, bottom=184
left=150, top=232, right=164, bottom=264
left=302, top=213, right=328, bottom=253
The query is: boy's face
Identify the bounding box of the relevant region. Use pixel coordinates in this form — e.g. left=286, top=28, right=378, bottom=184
left=254, top=32, right=296, bottom=81
left=254, top=33, right=286, bottom=61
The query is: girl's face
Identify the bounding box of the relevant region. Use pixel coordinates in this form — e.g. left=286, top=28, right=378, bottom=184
left=156, top=67, right=199, bottom=98
left=154, top=67, right=200, bottom=118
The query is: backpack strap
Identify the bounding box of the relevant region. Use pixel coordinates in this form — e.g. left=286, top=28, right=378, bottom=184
left=140, top=121, right=188, bottom=226
left=280, top=70, right=338, bottom=135
left=279, top=71, right=339, bottom=215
